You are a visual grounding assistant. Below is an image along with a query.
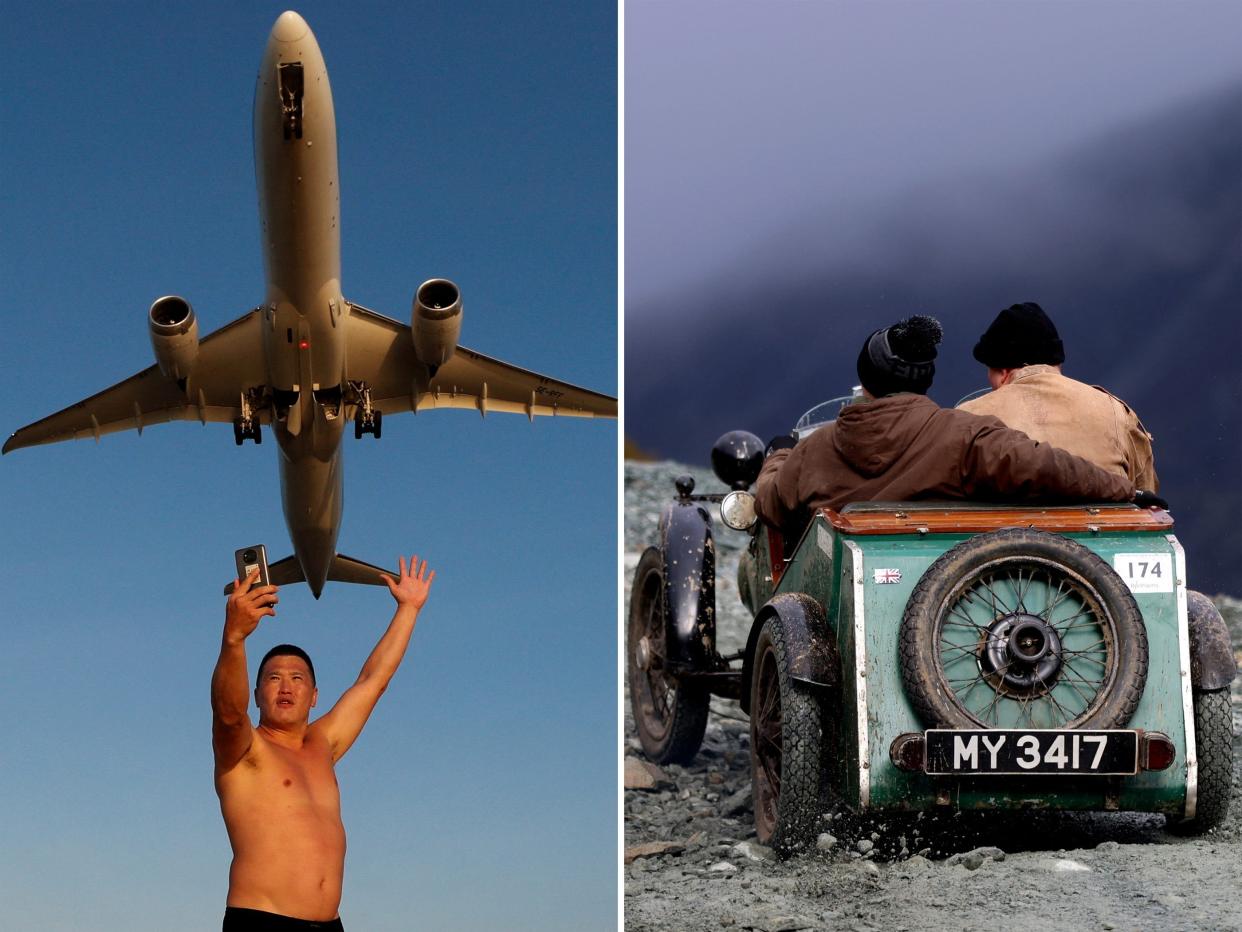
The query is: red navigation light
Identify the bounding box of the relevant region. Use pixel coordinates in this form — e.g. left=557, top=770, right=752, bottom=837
left=299, top=339, right=310, bottom=350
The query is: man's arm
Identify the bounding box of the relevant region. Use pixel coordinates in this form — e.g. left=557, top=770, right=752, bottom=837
left=315, top=555, right=435, bottom=762
left=1126, top=413, right=1159, bottom=493
left=753, top=441, right=797, bottom=529
left=961, top=419, right=1134, bottom=502
left=212, top=569, right=279, bottom=774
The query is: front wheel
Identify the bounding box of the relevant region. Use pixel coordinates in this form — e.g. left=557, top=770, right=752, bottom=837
left=1168, top=688, right=1234, bottom=835
left=749, top=614, right=824, bottom=854
left=627, top=547, right=709, bottom=764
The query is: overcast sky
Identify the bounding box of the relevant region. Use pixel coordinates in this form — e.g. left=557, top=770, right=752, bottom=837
left=625, top=0, right=1242, bottom=306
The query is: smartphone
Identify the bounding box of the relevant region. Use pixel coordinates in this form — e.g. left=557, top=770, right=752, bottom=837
left=235, top=545, right=271, bottom=588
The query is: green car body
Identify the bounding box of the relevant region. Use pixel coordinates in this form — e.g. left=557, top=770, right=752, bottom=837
left=743, top=504, right=1194, bottom=816
left=629, top=428, right=1235, bottom=853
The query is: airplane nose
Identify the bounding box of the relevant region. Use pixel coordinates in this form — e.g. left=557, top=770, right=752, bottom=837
left=271, top=10, right=310, bottom=42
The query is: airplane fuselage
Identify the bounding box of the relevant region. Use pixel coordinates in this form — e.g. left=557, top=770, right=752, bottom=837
left=255, top=12, right=347, bottom=594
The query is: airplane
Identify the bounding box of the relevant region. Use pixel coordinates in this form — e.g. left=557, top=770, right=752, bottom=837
left=3, top=10, right=616, bottom=598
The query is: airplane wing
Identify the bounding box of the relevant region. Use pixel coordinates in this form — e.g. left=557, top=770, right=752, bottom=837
left=345, top=302, right=616, bottom=419
left=3, top=310, right=267, bottom=454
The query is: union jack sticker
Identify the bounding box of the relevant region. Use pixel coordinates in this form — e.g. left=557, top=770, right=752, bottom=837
left=872, top=568, right=902, bottom=584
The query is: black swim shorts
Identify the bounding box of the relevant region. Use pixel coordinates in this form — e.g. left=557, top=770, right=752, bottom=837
left=223, top=906, right=344, bottom=931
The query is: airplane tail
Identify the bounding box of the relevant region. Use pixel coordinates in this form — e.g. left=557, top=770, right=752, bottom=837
left=222, top=555, right=306, bottom=594
left=222, top=553, right=394, bottom=595
left=327, top=553, right=396, bottom=587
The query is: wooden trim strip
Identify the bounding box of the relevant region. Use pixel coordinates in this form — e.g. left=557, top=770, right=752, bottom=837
left=822, top=505, right=1173, bottom=535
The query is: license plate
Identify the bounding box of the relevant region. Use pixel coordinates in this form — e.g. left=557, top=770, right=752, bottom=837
left=924, top=729, right=1138, bottom=776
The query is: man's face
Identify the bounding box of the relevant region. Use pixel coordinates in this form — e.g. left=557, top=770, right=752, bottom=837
left=254, top=655, right=318, bottom=727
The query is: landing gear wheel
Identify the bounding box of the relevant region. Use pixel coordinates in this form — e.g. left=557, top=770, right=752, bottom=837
left=232, top=417, right=261, bottom=445
left=354, top=408, right=381, bottom=439
left=1168, top=688, right=1234, bottom=835
left=749, top=613, right=823, bottom=854
left=900, top=528, right=1148, bottom=729
left=627, top=547, right=709, bottom=764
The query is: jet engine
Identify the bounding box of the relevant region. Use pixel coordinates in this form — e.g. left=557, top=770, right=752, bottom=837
left=411, top=278, right=462, bottom=369
left=148, top=295, right=200, bottom=381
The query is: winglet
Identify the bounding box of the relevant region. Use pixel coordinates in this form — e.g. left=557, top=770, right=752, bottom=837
left=223, top=554, right=306, bottom=594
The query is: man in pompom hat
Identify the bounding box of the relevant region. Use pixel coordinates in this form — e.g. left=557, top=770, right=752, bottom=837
left=754, top=315, right=1141, bottom=541
left=960, top=302, right=1156, bottom=490
left=855, top=314, right=942, bottom=398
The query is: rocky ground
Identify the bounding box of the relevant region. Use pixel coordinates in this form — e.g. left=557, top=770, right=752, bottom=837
left=624, top=462, right=1242, bottom=932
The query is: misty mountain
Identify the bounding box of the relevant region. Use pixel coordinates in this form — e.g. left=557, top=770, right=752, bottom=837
left=626, top=83, right=1242, bottom=594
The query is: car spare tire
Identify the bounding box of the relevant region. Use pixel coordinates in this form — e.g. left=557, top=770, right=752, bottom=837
left=899, top=528, right=1148, bottom=730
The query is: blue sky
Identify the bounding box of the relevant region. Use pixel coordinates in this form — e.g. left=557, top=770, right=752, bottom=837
left=0, top=3, right=616, bottom=930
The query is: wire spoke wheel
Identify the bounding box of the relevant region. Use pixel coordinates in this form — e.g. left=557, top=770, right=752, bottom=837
left=1168, top=688, right=1234, bottom=834
left=627, top=547, right=708, bottom=763
left=938, top=561, right=1113, bottom=727
left=901, top=529, right=1147, bottom=730
left=1170, top=594, right=1236, bottom=833
left=748, top=615, right=823, bottom=854
left=751, top=641, right=784, bottom=840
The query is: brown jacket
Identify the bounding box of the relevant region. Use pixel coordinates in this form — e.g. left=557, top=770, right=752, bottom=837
left=755, top=393, right=1134, bottom=533
left=958, top=365, right=1157, bottom=491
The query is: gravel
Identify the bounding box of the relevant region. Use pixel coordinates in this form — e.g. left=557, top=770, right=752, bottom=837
left=625, top=461, right=1242, bottom=932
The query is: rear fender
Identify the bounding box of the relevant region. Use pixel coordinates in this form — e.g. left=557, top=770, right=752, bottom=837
left=658, top=500, right=716, bottom=669
left=1187, top=590, right=1237, bottom=690
left=741, top=593, right=840, bottom=714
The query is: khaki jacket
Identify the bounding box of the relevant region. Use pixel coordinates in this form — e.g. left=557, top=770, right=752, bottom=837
left=959, top=365, right=1157, bottom=491
left=754, top=393, right=1134, bottom=535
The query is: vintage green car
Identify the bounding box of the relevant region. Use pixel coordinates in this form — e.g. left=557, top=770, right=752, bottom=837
left=628, top=413, right=1236, bottom=854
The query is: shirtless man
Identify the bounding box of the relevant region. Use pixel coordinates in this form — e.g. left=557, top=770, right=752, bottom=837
left=212, top=555, right=435, bottom=931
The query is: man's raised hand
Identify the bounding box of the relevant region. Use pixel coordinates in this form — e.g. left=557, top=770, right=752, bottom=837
left=380, top=555, right=435, bottom=610
left=224, top=568, right=279, bottom=643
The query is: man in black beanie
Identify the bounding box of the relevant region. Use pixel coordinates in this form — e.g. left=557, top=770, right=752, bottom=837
left=753, top=315, right=1139, bottom=539
left=960, top=302, right=1157, bottom=490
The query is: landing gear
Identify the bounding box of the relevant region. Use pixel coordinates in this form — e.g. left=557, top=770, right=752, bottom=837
left=355, top=408, right=381, bottom=439
left=352, top=384, right=381, bottom=439
left=233, top=416, right=262, bottom=445
left=233, top=391, right=262, bottom=445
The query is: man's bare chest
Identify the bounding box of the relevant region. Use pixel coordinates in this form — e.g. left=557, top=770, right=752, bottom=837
left=226, top=732, right=341, bottom=815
